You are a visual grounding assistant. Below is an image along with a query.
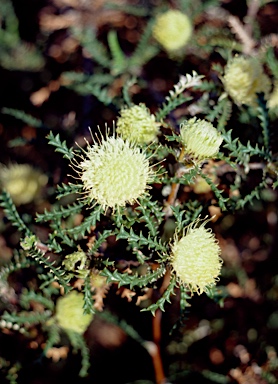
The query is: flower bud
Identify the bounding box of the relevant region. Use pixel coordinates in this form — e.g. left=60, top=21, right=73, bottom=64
left=152, top=10, right=192, bottom=52
left=180, top=118, right=223, bottom=161
left=0, top=164, right=47, bottom=205
left=117, top=104, right=159, bottom=144
left=56, top=291, right=93, bottom=334
left=223, top=55, right=271, bottom=107
left=171, top=219, right=222, bottom=294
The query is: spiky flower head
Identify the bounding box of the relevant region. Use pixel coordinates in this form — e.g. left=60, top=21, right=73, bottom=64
left=180, top=118, right=223, bottom=162
left=0, top=163, right=48, bottom=205
left=152, top=10, right=192, bottom=52
left=55, top=291, right=93, bottom=334
left=171, top=219, right=222, bottom=295
left=75, top=133, right=153, bottom=211
left=222, top=55, right=271, bottom=107
left=117, top=104, right=159, bottom=145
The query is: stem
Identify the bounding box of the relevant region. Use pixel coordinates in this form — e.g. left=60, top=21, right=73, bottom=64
left=149, top=309, right=166, bottom=384
left=164, top=147, right=186, bottom=215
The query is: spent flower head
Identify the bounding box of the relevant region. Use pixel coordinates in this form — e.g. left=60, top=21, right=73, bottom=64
left=55, top=291, right=93, bottom=334
left=73, top=131, right=154, bottom=211
left=171, top=218, right=222, bottom=295
left=222, top=55, right=271, bottom=107
left=180, top=118, right=223, bottom=162
left=152, top=10, right=192, bottom=53
left=117, top=104, right=159, bottom=144
left=0, top=163, right=48, bottom=205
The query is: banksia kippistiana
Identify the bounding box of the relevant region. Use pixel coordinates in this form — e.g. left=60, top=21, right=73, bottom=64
left=170, top=219, right=222, bottom=295
left=55, top=291, right=93, bottom=334
left=117, top=104, right=159, bottom=144
left=222, top=55, right=271, bottom=107
left=180, top=118, right=223, bottom=162
left=73, top=132, right=154, bottom=211
left=152, top=10, right=192, bottom=53
left=0, top=163, right=48, bottom=205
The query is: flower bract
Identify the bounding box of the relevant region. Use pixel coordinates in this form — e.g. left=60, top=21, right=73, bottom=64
left=152, top=10, right=192, bottom=52
left=117, top=104, right=159, bottom=144
left=76, top=134, right=153, bottom=211
left=56, top=291, right=93, bottom=334
left=180, top=118, right=223, bottom=161
left=171, top=220, right=222, bottom=295
left=222, top=55, right=271, bottom=106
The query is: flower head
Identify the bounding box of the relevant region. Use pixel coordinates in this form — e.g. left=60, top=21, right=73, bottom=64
left=223, top=55, right=271, bottom=106
left=75, top=133, right=153, bottom=211
left=117, top=104, right=159, bottom=144
left=56, top=291, right=93, bottom=334
left=0, top=163, right=48, bottom=205
left=152, top=10, right=192, bottom=52
left=171, top=219, right=222, bottom=294
left=180, top=118, right=223, bottom=161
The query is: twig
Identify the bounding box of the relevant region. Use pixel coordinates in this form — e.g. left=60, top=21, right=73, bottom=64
left=228, top=15, right=256, bottom=55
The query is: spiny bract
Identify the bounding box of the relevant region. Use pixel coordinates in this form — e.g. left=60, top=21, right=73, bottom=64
left=180, top=118, right=223, bottom=161
left=152, top=9, right=192, bottom=52
left=77, top=134, right=153, bottom=210
left=55, top=291, right=93, bottom=334
left=171, top=220, right=222, bottom=295
left=222, top=55, right=271, bottom=107
left=117, top=104, right=159, bottom=144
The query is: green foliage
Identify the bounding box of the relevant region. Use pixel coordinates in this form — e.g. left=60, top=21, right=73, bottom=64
left=47, top=132, right=74, bottom=160
left=1, top=108, right=44, bottom=128
left=0, top=0, right=44, bottom=71
left=1, top=1, right=278, bottom=382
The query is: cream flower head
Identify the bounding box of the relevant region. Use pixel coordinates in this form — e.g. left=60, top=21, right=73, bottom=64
left=152, top=10, right=192, bottom=52
left=117, top=104, right=159, bottom=144
left=222, top=55, right=271, bottom=107
left=0, top=163, right=48, bottom=205
left=180, top=118, right=223, bottom=162
left=74, top=132, right=154, bottom=211
left=56, top=291, right=93, bottom=334
left=171, top=218, right=222, bottom=295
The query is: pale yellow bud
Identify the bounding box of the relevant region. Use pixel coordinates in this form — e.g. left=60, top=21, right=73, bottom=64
left=180, top=118, right=223, bottom=161
left=152, top=10, right=192, bottom=52
left=117, top=104, right=159, bottom=144
left=223, top=55, right=271, bottom=107
left=0, top=164, right=48, bottom=205
left=171, top=219, right=222, bottom=295
left=56, top=291, right=93, bottom=334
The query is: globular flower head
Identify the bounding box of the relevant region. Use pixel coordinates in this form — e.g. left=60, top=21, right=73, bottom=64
left=0, top=163, right=48, bottom=205
left=74, top=132, right=153, bottom=211
left=55, top=291, right=93, bottom=334
left=223, top=55, right=271, bottom=107
left=117, top=104, right=159, bottom=145
left=180, top=118, right=223, bottom=162
left=152, top=10, right=192, bottom=52
left=171, top=219, right=222, bottom=295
